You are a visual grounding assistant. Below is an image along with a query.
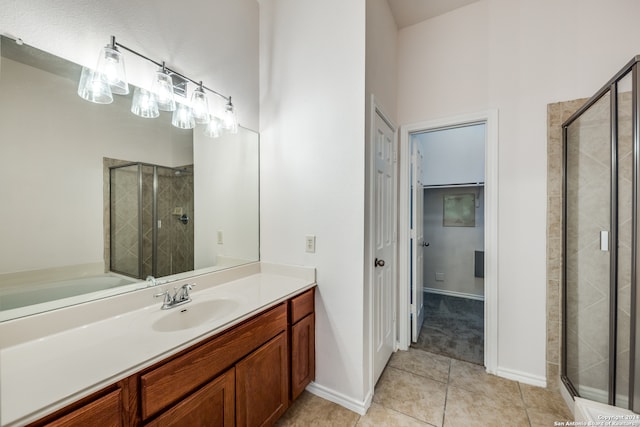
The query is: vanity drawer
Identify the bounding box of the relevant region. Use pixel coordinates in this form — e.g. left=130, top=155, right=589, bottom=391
left=290, top=288, right=314, bottom=324
left=140, top=303, right=287, bottom=420
left=38, top=389, right=123, bottom=427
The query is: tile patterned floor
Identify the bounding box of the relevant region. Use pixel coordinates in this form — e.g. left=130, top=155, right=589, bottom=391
left=276, top=348, right=573, bottom=427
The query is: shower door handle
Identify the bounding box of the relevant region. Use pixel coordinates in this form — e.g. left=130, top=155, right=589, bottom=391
left=600, top=230, right=609, bottom=252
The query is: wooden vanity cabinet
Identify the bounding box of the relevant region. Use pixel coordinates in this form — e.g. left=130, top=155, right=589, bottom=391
left=144, top=368, right=235, bottom=427
left=289, top=288, right=316, bottom=400
left=236, top=332, right=289, bottom=426
left=139, top=304, right=288, bottom=421
left=27, top=386, right=125, bottom=427
left=30, top=287, right=315, bottom=427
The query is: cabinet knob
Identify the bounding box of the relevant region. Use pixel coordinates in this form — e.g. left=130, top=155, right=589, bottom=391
left=374, top=258, right=385, bottom=267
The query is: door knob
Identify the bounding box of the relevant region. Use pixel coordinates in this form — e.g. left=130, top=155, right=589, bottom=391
left=422, top=242, right=430, bottom=247
left=374, top=258, right=385, bottom=267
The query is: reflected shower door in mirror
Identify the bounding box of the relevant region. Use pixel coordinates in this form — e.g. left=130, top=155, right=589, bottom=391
left=0, top=36, right=259, bottom=321
left=109, top=162, right=194, bottom=280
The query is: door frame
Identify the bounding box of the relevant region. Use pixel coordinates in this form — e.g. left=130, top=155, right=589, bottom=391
left=397, top=110, right=499, bottom=374
left=366, top=96, right=398, bottom=400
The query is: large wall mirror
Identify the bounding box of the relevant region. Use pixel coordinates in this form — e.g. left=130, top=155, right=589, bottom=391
left=0, top=36, right=259, bottom=321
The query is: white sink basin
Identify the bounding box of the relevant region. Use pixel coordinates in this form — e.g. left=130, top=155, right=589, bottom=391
left=152, top=298, right=239, bottom=332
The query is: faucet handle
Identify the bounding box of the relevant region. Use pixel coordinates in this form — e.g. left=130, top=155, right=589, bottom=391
left=153, top=290, right=166, bottom=298
left=177, top=283, right=196, bottom=301
left=154, top=290, right=173, bottom=305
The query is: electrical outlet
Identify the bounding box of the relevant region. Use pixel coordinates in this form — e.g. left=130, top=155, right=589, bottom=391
left=305, top=235, right=316, bottom=253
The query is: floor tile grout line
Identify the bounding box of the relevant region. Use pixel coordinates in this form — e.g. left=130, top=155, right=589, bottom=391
left=386, top=363, right=450, bottom=385
left=441, top=357, right=452, bottom=427
left=374, top=402, right=440, bottom=427
left=518, top=381, right=533, bottom=427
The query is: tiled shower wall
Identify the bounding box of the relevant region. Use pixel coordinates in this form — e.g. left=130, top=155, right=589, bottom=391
left=547, top=93, right=632, bottom=400
left=547, top=98, right=587, bottom=391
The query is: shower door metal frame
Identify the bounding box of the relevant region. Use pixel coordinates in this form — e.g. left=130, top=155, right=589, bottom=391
left=561, top=55, right=640, bottom=410
left=109, top=163, right=145, bottom=279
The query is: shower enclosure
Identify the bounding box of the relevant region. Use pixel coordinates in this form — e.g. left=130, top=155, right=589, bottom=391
left=109, top=162, right=194, bottom=280
left=562, top=56, right=639, bottom=410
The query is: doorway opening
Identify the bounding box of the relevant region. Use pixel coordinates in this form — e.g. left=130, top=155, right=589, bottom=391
left=398, top=110, right=498, bottom=373
left=410, top=124, right=485, bottom=365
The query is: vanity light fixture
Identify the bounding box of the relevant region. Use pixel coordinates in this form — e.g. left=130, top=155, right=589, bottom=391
left=77, top=35, right=238, bottom=136
left=172, top=99, right=196, bottom=130
left=223, top=97, right=239, bottom=134
left=151, top=63, right=177, bottom=112
left=204, top=116, right=223, bottom=138
left=191, top=82, right=211, bottom=125
left=131, top=87, right=159, bottom=119
left=77, top=66, right=113, bottom=104
left=95, top=36, right=129, bottom=95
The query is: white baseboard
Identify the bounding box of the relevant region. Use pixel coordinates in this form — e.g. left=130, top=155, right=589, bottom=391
left=305, top=382, right=370, bottom=416
left=496, top=367, right=547, bottom=388
left=423, top=287, right=485, bottom=301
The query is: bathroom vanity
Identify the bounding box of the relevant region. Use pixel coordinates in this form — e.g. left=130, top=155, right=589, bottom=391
left=0, top=263, right=316, bottom=427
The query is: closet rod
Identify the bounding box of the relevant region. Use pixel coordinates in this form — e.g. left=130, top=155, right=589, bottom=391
left=422, top=182, right=484, bottom=189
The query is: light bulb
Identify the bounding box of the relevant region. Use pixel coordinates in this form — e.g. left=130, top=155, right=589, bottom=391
left=131, top=87, right=159, bottom=118
left=190, top=83, right=210, bottom=124
left=152, top=68, right=176, bottom=111
left=172, top=102, right=195, bottom=129
left=204, top=116, right=222, bottom=138
left=95, top=37, right=128, bottom=95
left=77, top=66, right=113, bottom=104
left=223, top=98, right=238, bottom=134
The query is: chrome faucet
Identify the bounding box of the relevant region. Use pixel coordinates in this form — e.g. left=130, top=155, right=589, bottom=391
left=154, top=283, right=196, bottom=309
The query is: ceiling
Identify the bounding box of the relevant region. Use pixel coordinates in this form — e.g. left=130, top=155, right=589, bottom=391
left=386, top=0, right=482, bottom=29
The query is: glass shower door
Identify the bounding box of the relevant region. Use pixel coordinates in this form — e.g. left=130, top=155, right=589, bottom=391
left=564, top=91, right=612, bottom=404
left=110, top=164, right=141, bottom=277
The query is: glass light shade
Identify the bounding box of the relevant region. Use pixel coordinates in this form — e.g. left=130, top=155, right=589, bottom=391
left=96, top=45, right=129, bottom=95
left=131, top=87, right=159, bottom=118
left=152, top=71, right=176, bottom=111
left=190, top=87, right=210, bottom=124
left=223, top=100, right=238, bottom=134
left=204, top=116, right=222, bottom=138
left=77, top=66, right=113, bottom=104
left=172, top=102, right=195, bottom=129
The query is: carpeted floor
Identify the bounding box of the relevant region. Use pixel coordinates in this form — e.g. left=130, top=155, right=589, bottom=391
left=411, top=293, right=484, bottom=365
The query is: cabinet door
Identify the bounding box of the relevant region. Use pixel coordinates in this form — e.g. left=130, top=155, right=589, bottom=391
left=236, top=332, right=288, bottom=427
left=43, top=389, right=123, bottom=427
left=291, top=313, right=315, bottom=400
left=145, top=368, right=235, bottom=427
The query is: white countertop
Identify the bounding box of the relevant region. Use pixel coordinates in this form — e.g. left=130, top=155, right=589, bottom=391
left=0, top=262, right=315, bottom=426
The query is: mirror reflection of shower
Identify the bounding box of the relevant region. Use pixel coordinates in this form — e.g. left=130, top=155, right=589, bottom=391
left=108, top=160, right=194, bottom=280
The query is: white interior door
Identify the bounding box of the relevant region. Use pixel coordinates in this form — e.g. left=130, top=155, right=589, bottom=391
left=373, top=111, right=396, bottom=383
left=411, top=142, right=425, bottom=342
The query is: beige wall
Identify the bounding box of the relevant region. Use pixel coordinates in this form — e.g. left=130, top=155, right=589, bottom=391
left=398, top=0, right=640, bottom=384
left=423, top=187, right=485, bottom=298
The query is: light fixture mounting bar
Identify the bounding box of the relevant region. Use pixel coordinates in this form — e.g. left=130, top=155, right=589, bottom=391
left=112, top=37, right=230, bottom=102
